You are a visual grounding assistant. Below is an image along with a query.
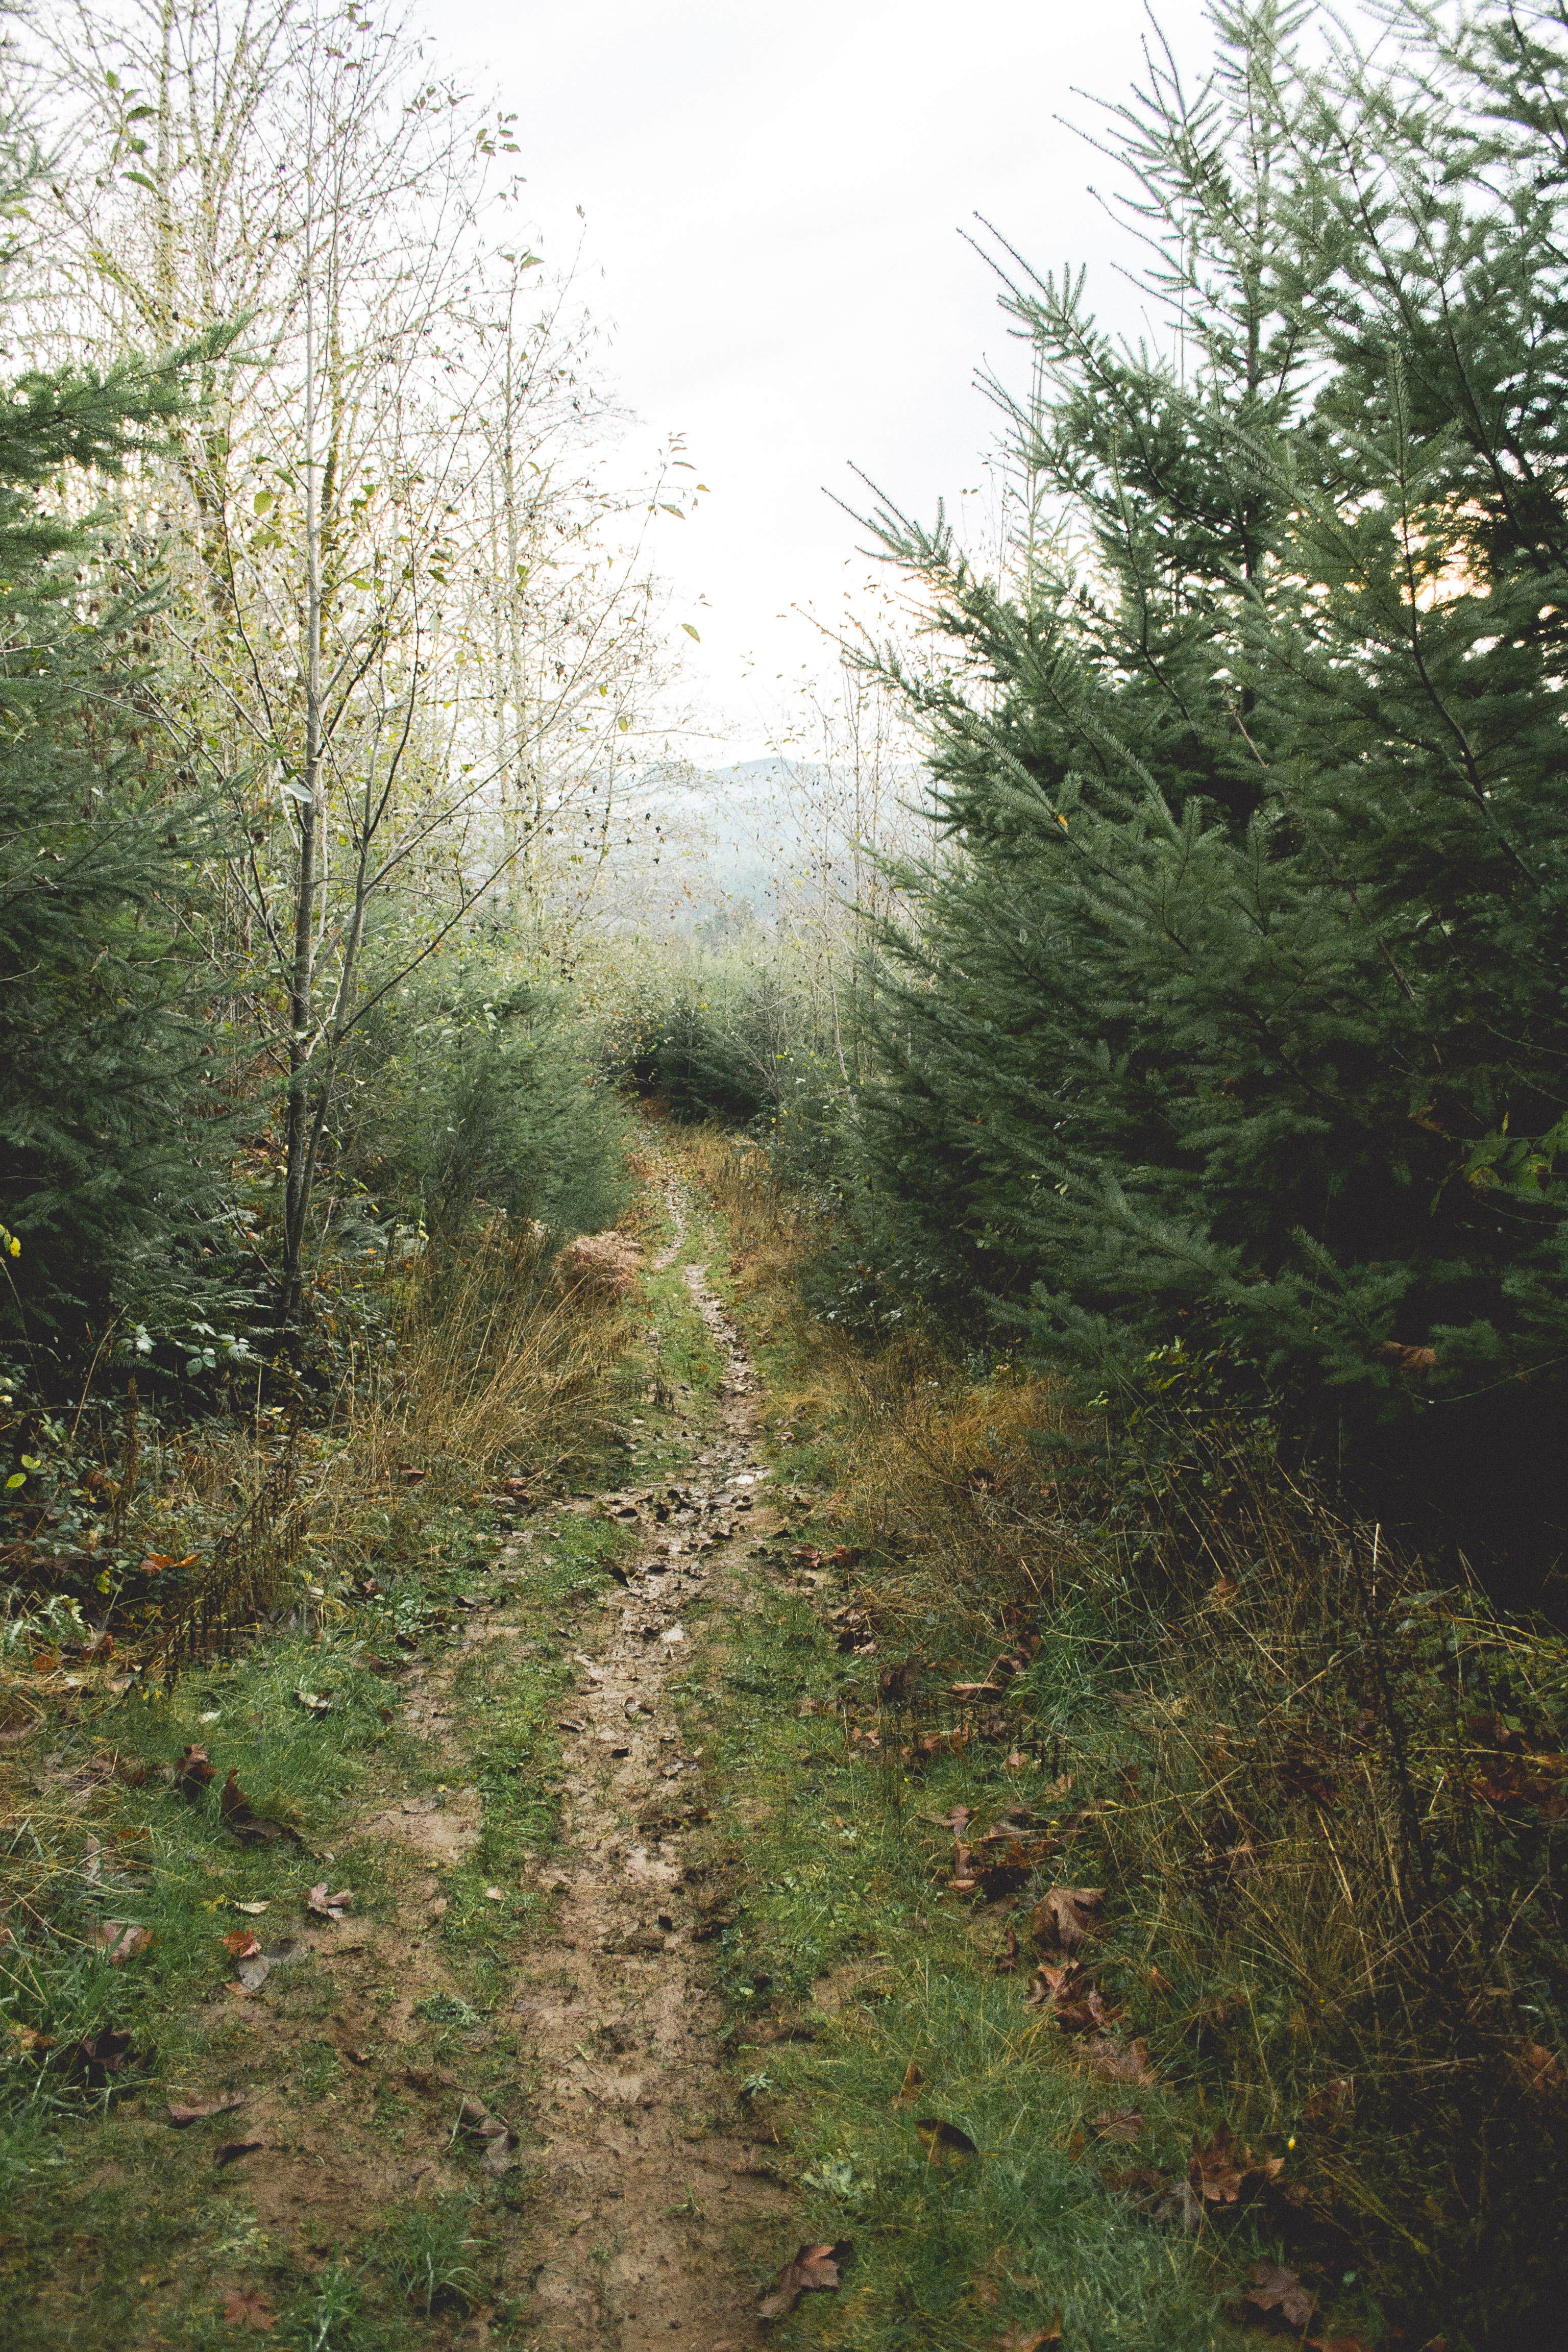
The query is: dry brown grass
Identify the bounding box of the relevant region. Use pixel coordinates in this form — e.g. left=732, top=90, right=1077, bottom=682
left=681, top=1132, right=814, bottom=1322
left=0, top=1220, right=638, bottom=1681
left=341, top=1219, right=627, bottom=1488
left=684, top=1130, right=1568, bottom=2336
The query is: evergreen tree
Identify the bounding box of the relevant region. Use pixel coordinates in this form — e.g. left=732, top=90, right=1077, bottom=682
left=859, top=1, right=1568, bottom=1552
left=0, top=107, right=231, bottom=1353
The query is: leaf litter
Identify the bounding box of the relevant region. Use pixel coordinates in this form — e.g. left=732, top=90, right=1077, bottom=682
left=756, top=2240, right=850, bottom=2321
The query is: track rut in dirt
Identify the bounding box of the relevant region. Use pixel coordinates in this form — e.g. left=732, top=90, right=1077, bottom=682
left=497, top=1195, right=785, bottom=2349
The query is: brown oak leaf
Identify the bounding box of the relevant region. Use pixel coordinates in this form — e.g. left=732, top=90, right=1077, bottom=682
left=91, top=1921, right=153, bottom=1964
left=70, top=2026, right=133, bottom=2085
left=457, top=2094, right=514, bottom=2175
left=994, top=2320, right=1063, bottom=2351
left=1091, top=2104, right=1145, bottom=2143
left=1029, top=1886, right=1105, bottom=1954
left=1089, top=2036, right=1159, bottom=2085
left=220, top=2286, right=276, bottom=2329
left=1191, top=2123, right=1284, bottom=2204
left=1239, top=2259, right=1316, bottom=2334
left=757, top=2242, right=849, bottom=2321
left=1520, top=2040, right=1567, bottom=2101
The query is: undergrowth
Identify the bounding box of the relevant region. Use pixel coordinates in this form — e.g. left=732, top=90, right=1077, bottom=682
left=0, top=1191, right=663, bottom=2351
left=685, top=1129, right=1568, bottom=2352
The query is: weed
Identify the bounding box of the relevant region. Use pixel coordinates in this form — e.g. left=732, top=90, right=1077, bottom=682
left=374, top=2193, right=480, bottom=2316
left=283, top=2258, right=361, bottom=2352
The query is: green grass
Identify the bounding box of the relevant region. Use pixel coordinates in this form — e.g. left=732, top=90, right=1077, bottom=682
left=678, top=1565, right=1283, bottom=2352
left=0, top=1483, right=640, bottom=2348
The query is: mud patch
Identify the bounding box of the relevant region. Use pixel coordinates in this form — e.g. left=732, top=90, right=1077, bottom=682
left=497, top=1192, right=790, bottom=2349
left=363, top=1786, right=482, bottom=1862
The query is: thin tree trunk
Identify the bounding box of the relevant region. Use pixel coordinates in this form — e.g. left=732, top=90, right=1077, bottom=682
left=281, top=239, right=324, bottom=1333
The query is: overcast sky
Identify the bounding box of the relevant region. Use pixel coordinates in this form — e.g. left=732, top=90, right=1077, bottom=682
left=430, top=0, right=1217, bottom=760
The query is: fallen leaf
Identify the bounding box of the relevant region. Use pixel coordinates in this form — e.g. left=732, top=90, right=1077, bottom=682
left=293, top=1688, right=331, bottom=1715
left=1239, top=2259, right=1316, bottom=2334
left=213, top=2138, right=264, bottom=2165
left=70, top=2026, right=133, bottom=2084
left=1520, top=2040, right=1567, bottom=2101
left=1107, top=2163, right=1203, bottom=2229
left=1191, top=2123, right=1284, bottom=2204
left=1091, top=2104, right=1145, bottom=2144
left=994, top=2320, right=1062, bottom=2351
left=92, top=1921, right=154, bottom=1964
left=234, top=1901, right=269, bottom=1917
left=915, top=2116, right=979, bottom=2161
left=1088, top=2037, right=1160, bottom=2086
left=1030, top=1886, right=1105, bottom=1955
left=223, top=1929, right=262, bottom=1960
left=220, top=2286, right=276, bottom=2330
left=235, top=1951, right=272, bottom=1992
left=757, top=2241, right=849, bottom=2321
left=175, top=1744, right=216, bottom=1799
left=306, top=1883, right=351, bottom=1921
left=891, top=2060, right=924, bottom=2109
left=1301, top=2076, right=1354, bottom=2122
left=168, top=2092, right=248, bottom=2125
left=457, top=2093, right=514, bottom=2175
left=1026, top=1959, right=1087, bottom=2011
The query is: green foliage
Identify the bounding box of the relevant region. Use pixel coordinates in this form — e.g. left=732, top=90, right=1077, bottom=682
left=335, top=963, right=630, bottom=1239
left=600, top=956, right=802, bottom=1126
left=854, top=0, right=1568, bottom=1551
left=373, top=2195, right=479, bottom=2316
left=0, top=121, right=237, bottom=1348
left=689, top=1578, right=1248, bottom=2352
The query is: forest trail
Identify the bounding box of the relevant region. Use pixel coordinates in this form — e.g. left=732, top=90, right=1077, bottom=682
left=374, top=1169, right=790, bottom=2349
left=498, top=1187, right=787, bottom=2347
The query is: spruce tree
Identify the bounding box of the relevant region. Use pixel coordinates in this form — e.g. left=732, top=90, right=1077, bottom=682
left=0, top=107, right=230, bottom=1354
left=859, top=0, right=1568, bottom=1551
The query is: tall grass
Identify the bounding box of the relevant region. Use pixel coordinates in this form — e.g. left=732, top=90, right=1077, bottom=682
left=0, top=1216, right=634, bottom=1695
left=690, top=1130, right=1568, bottom=2348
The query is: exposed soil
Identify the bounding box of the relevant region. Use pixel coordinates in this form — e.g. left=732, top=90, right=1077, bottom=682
left=1, top=1180, right=798, bottom=2351
left=343, top=1184, right=789, bottom=2348
left=498, top=1217, right=788, bottom=2348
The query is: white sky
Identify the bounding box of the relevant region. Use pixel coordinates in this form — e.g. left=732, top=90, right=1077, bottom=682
left=430, top=0, right=1217, bottom=761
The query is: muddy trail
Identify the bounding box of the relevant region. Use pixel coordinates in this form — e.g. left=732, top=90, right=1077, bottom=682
left=394, top=1185, right=788, bottom=2349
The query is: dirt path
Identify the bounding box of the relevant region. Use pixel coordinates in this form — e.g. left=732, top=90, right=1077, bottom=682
left=495, top=1191, right=785, bottom=2348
